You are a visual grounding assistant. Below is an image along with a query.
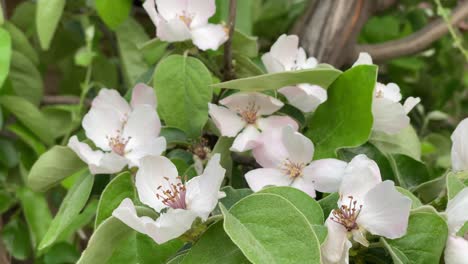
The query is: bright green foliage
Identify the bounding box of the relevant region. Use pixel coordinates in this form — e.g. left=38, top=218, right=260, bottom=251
left=0, top=28, right=11, bottom=88
left=95, top=0, right=132, bottom=30
left=36, top=0, right=65, bottom=49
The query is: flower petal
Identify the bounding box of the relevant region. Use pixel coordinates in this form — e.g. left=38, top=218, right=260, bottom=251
left=122, top=104, right=161, bottom=151
left=372, top=98, right=409, bottom=135
left=446, top=188, right=468, bottom=234
left=90, top=152, right=128, bottom=175
left=230, top=125, right=261, bottom=152
left=358, top=181, right=411, bottom=239
left=125, top=137, right=167, bottom=167
left=279, top=84, right=327, bottom=113
left=112, top=198, right=153, bottom=234
left=339, top=154, right=381, bottom=204
left=191, top=24, right=228, bottom=51
left=261, top=53, right=285, bottom=73
left=281, top=125, right=314, bottom=164
left=185, top=154, right=226, bottom=220
left=91, top=88, right=131, bottom=118
left=352, top=52, right=373, bottom=67
left=131, top=83, right=157, bottom=109
left=208, top=103, right=245, bottom=137
left=403, top=96, right=420, bottom=114
left=156, top=18, right=191, bottom=42
left=375, top=83, right=402, bottom=103
left=451, top=118, right=468, bottom=171
left=143, top=0, right=160, bottom=26
left=290, top=177, right=316, bottom=198
left=303, top=159, right=347, bottom=193
left=155, top=0, right=187, bottom=21
left=444, top=236, right=468, bottom=264
left=252, top=128, right=288, bottom=168
left=321, top=216, right=352, bottom=264
left=256, top=115, right=299, bottom=132
left=220, top=92, right=283, bottom=116
left=68, top=136, right=104, bottom=166
left=136, top=156, right=180, bottom=212
left=187, top=0, right=216, bottom=27
left=268, top=34, right=299, bottom=71
left=145, top=208, right=197, bottom=244
left=245, top=168, right=291, bottom=192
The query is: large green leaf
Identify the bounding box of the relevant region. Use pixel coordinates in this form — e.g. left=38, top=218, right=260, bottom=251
left=95, top=0, right=131, bottom=29
left=382, top=210, right=448, bottom=264
left=0, top=96, right=54, bottom=144
left=181, top=221, right=249, bottom=264
left=39, top=171, right=94, bottom=251
left=221, top=193, right=321, bottom=264
left=388, top=154, right=432, bottom=190
left=8, top=51, right=43, bottom=104
left=154, top=55, right=212, bottom=138
left=212, top=67, right=341, bottom=92
left=36, top=0, right=65, bottom=49
left=95, top=172, right=136, bottom=227
left=28, top=146, right=86, bottom=192
left=0, top=28, right=11, bottom=88
left=305, top=65, right=377, bottom=159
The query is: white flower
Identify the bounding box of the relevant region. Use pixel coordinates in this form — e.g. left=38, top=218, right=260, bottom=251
left=353, top=52, right=421, bottom=134
left=143, top=0, right=228, bottom=51
left=451, top=118, right=468, bottom=171
left=321, top=154, right=411, bottom=264
left=261, top=34, right=327, bottom=112
left=245, top=125, right=346, bottom=197
left=68, top=84, right=166, bottom=175
left=113, top=154, right=226, bottom=244
left=208, top=92, right=298, bottom=152
left=444, top=188, right=468, bottom=264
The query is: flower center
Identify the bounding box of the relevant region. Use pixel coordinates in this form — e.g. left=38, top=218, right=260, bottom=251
left=331, top=196, right=363, bottom=231
left=156, top=176, right=187, bottom=210
left=178, top=12, right=193, bottom=27
left=375, top=89, right=384, bottom=98
left=239, top=102, right=259, bottom=124
left=281, top=159, right=305, bottom=179
left=107, top=133, right=130, bottom=156
left=190, top=138, right=210, bottom=160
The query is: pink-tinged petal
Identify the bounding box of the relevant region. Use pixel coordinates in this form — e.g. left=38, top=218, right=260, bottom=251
left=220, top=92, right=284, bottom=116
left=112, top=198, right=151, bottom=234
left=358, top=181, right=411, bottom=239
left=281, top=125, right=314, bottom=164
left=90, top=152, right=128, bottom=175
left=352, top=52, right=373, bottom=67
left=375, top=83, right=402, bottom=103
left=91, top=88, right=131, bottom=118
left=279, top=84, right=327, bottom=112
left=155, top=0, right=187, bottom=21
left=156, top=19, right=191, bottom=42
left=131, top=83, right=157, bottom=109
left=403, top=96, right=420, bottom=114
left=230, top=125, right=261, bottom=152
left=446, top=188, right=468, bottom=234
left=122, top=104, right=161, bottom=151
left=245, top=168, right=290, bottom=192
left=136, top=156, right=179, bottom=212
left=444, top=236, right=468, bottom=264
left=185, top=154, right=226, bottom=220
left=295, top=47, right=307, bottom=68
left=261, top=53, right=286, bottom=73
left=321, top=216, right=351, bottom=264
left=256, top=115, right=298, bottom=132
left=339, top=154, right=381, bottom=204
left=372, top=98, right=409, bottom=135
left=145, top=208, right=197, bottom=244
left=187, top=0, right=216, bottom=27
left=252, top=128, right=288, bottom=168
left=290, top=177, right=316, bottom=198
left=125, top=137, right=166, bottom=167
left=191, top=24, right=228, bottom=51
left=451, top=118, right=468, bottom=171
left=208, top=103, right=245, bottom=137
left=269, top=34, right=299, bottom=71
left=143, top=0, right=160, bottom=26
left=82, top=107, right=123, bottom=151
left=303, top=159, right=347, bottom=193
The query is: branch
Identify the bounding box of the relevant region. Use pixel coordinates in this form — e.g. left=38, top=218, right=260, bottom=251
left=223, top=0, right=237, bottom=81
left=41, top=95, right=90, bottom=106
left=354, top=1, right=468, bottom=62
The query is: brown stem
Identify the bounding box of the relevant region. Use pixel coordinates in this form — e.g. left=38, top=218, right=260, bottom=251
left=223, top=0, right=237, bottom=81
left=353, top=1, right=468, bottom=62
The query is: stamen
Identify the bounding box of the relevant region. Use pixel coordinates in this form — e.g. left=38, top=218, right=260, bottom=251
left=238, top=102, right=260, bottom=124
left=375, top=89, right=384, bottom=98
left=156, top=175, right=188, bottom=210
left=281, top=159, right=305, bottom=179
left=189, top=138, right=210, bottom=160
left=107, top=131, right=131, bottom=156
left=330, top=196, right=363, bottom=231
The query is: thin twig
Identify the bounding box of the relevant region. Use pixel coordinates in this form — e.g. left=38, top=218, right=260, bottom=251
left=353, top=1, right=468, bottom=62
left=223, top=0, right=237, bottom=81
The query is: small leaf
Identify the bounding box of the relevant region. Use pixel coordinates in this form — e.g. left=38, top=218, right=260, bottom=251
left=0, top=27, right=11, bottom=88
left=1, top=216, right=32, bottom=260
left=4, top=22, right=38, bottom=65
left=212, top=137, right=234, bottom=179
left=36, top=0, right=66, bottom=49
left=95, top=0, right=132, bottom=29
left=396, top=187, right=423, bottom=209
left=446, top=171, right=467, bottom=200
left=232, top=30, right=258, bottom=58
left=8, top=51, right=43, bottom=104
left=213, top=186, right=253, bottom=214
left=371, top=126, right=421, bottom=161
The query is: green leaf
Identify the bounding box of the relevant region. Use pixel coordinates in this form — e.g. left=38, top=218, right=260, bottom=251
left=318, top=192, right=339, bottom=217
left=60, top=199, right=98, bottom=240
left=0, top=95, right=54, bottom=144
left=9, top=51, right=43, bottom=104
left=305, top=65, right=377, bottom=159
left=39, top=171, right=94, bottom=251
left=6, top=123, right=47, bottom=156
left=232, top=30, right=258, bottom=58
left=36, top=0, right=65, bottom=49
left=0, top=138, right=19, bottom=168
left=221, top=193, right=321, bottom=263
left=1, top=216, right=32, bottom=260
left=95, top=172, right=135, bottom=228
left=259, top=186, right=327, bottom=243
left=446, top=171, right=467, bottom=200
left=370, top=126, right=421, bottom=161
left=115, top=18, right=150, bottom=87
left=212, top=67, right=341, bottom=92
left=42, top=242, right=80, bottom=264
left=413, top=175, right=446, bottom=203
left=213, top=186, right=253, bottom=214
left=233, top=54, right=264, bottom=78
left=388, top=154, right=432, bottom=190
left=212, top=136, right=234, bottom=179
left=160, top=127, right=189, bottom=147
left=0, top=27, right=11, bottom=88
left=396, top=187, right=422, bottom=209
left=139, top=38, right=169, bottom=65
left=154, top=55, right=213, bottom=138
left=0, top=190, right=15, bottom=214
left=382, top=211, right=448, bottom=264
left=181, top=221, right=249, bottom=264
left=17, top=187, right=53, bottom=248
left=28, top=146, right=86, bottom=192
left=95, top=0, right=131, bottom=29
left=3, top=22, right=38, bottom=65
